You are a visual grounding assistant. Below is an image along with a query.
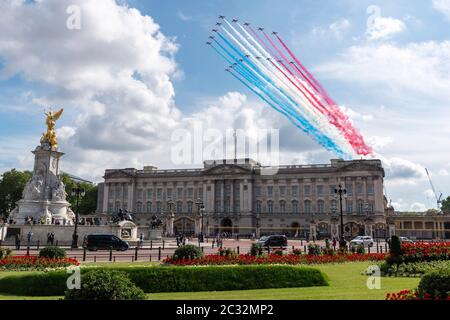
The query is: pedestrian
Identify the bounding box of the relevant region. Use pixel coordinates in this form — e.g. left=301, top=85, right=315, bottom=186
left=27, top=230, right=33, bottom=245
left=47, top=232, right=51, bottom=245
left=15, top=234, right=21, bottom=250
left=50, top=232, right=55, bottom=245
left=332, top=238, right=337, bottom=250
left=139, top=232, right=144, bottom=248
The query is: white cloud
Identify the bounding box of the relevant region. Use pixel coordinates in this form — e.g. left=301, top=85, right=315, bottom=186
left=433, top=0, right=450, bottom=20
left=409, top=202, right=427, bottom=212
left=340, top=106, right=373, bottom=122
left=312, top=18, right=351, bottom=39
left=379, top=156, right=426, bottom=185
left=316, top=41, right=450, bottom=103
left=366, top=16, right=406, bottom=40
left=438, top=169, right=449, bottom=176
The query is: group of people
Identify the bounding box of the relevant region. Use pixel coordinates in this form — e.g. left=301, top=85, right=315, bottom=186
left=46, top=232, right=56, bottom=245
left=175, top=234, right=189, bottom=247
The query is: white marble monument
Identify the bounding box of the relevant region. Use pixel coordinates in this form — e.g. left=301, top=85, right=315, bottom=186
left=9, top=109, right=75, bottom=225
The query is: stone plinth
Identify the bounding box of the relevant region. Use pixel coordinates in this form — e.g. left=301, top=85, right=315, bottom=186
left=149, top=228, right=162, bottom=240
left=9, top=141, right=74, bottom=225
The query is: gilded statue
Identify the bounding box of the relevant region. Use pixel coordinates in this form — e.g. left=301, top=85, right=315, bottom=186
left=40, top=108, right=63, bottom=149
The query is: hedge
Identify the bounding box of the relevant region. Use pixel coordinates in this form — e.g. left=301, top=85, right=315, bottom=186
left=0, top=265, right=328, bottom=296
left=417, top=269, right=450, bottom=299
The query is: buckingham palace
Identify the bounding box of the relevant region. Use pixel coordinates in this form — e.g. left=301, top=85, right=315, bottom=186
left=96, top=158, right=395, bottom=240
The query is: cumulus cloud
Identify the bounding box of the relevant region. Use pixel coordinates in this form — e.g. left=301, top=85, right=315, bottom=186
left=433, top=0, right=450, bottom=20
left=316, top=41, right=450, bottom=103
left=366, top=16, right=406, bottom=40
left=312, top=18, right=351, bottom=39
left=380, top=156, right=426, bottom=184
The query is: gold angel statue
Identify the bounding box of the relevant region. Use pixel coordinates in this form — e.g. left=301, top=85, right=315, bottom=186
left=40, top=108, right=63, bottom=149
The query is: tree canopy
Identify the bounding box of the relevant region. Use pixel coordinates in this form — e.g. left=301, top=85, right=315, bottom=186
left=0, top=169, right=32, bottom=218
left=441, top=196, right=450, bottom=214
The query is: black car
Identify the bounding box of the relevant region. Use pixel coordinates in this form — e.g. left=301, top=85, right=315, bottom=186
left=257, top=235, right=288, bottom=248
left=84, top=234, right=129, bottom=251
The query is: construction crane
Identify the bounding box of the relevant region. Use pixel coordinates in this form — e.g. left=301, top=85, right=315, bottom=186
left=425, top=168, right=443, bottom=209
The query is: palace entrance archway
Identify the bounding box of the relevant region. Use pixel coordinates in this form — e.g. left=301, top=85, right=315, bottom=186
left=173, top=217, right=195, bottom=236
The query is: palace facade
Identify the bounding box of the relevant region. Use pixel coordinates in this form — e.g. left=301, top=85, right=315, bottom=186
left=96, top=158, right=396, bottom=240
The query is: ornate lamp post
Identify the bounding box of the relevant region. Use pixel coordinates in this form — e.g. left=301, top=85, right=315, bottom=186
left=195, top=198, right=205, bottom=242
left=167, top=199, right=175, bottom=236
left=334, top=184, right=347, bottom=248
left=71, top=183, right=85, bottom=248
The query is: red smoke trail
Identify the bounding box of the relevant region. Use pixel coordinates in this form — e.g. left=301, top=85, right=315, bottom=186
left=273, top=34, right=373, bottom=155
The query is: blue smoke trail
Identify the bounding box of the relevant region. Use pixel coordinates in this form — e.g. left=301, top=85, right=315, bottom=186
left=212, top=35, right=346, bottom=157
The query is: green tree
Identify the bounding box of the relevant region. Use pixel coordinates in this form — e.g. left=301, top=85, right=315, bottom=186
left=441, top=196, right=450, bottom=214
left=0, top=169, right=32, bottom=218
left=60, top=173, right=98, bottom=215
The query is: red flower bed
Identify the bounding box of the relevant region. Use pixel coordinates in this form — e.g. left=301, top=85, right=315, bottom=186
left=401, top=242, right=450, bottom=263
left=163, top=253, right=386, bottom=266
left=0, top=255, right=79, bottom=271
left=386, top=289, right=450, bottom=300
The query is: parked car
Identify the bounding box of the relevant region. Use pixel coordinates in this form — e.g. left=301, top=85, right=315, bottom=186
left=399, top=236, right=414, bottom=243
left=257, top=235, right=288, bottom=248
left=83, top=233, right=129, bottom=251
left=349, top=236, right=374, bottom=247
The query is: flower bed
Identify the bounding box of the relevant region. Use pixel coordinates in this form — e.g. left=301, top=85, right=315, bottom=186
left=0, top=255, right=79, bottom=271
left=401, top=242, right=450, bottom=263
left=163, top=253, right=386, bottom=266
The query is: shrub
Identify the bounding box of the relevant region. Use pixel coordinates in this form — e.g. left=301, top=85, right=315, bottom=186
left=307, top=244, right=321, bottom=255
left=417, top=269, right=450, bottom=300
left=250, top=243, right=263, bottom=256
left=172, top=244, right=203, bottom=260
left=0, top=248, right=12, bottom=259
left=218, top=248, right=237, bottom=258
left=273, top=250, right=284, bottom=256
left=39, top=246, right=66, bottom=259
left=356, top=244, right=365, bottom=254
left=292, top=249, right=302, bottom=255
left=379, top=260, right=450, bottom=277
left=0, top=265, right=328, bottom=296
left=322, top=247, right=335, bottom=256
left=65, top=269, right=145, bottom=300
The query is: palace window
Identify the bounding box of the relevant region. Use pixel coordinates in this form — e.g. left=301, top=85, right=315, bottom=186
left=279, top=200, right=286, bottom=213
left=345, top=200, right=353, bottom=214
left=187, top=201, right=193, bottom=214
left=346, top=184, right=353, bottom=196
left=317, top=200, right=324, bottom=214
left=256, top=201, right=262, bottom=214
left=136, top=201, right=142, bottom=213
left=317, top=185, right=324, bottom=196
left=304, top=185, right=311, bottom=196
left=291, top=185, right=298, bottom=197
left=188, top=188, right=193, bottom=198
left=108, top=202, right=113, bottom=213
left=176, top=201, right=183, bottom=213
left=146, top=201, right=152, bottom=213
left=147, top=189, right=153, bottom=198
left=279, top=186, right=286, bottom=197
left=137, top=189, right=143, bottom=199
left=267, top=200, right=273, bottom=213
left=304, top=200, right=311, bottom=214
left=367, top=184, right=374, bottom=195
left=177, top=188, right=183, bottom=198
left=157, top=188, right=162, bottom=199
left=292, top=200, right=299, bottom=214
left=215, top=201, right=221, bottom=212
left=156, top=201, right=161, bottom=213
left=115, top=186, right=121, bottom=198
left=255, top=186, right=261, bottom=196
left=123, top=186, right=128, bottom=198
left=357, top=200, right=364, bottom=214
left=346, top=201, right=353, bottom=214
left=356, top=183, right=363, bottom=194
left=167, top=188, right=172, bottom=198
left=267, top=186, right=273, bottom=197
left=234, top=201, right=240, bottom=213
left=329, top=185, right=336, bottom=195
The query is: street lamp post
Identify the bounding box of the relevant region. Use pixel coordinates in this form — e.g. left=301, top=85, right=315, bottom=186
left=71, top=183, right=85, bottom=248
left=167, top=199, right=174, bottom=236
left=334, top=184, right=347, bottom=248
left=195, top=198, right=205, bottom=242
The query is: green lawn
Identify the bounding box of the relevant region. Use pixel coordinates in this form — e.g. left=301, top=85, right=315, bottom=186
left=0, top=262, right=420, bottom=300
left=147, top=262, right=420, bottom=300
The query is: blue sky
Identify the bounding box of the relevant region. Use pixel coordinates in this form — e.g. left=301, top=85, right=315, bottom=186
left=0, top=0, right=449, bottom=211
